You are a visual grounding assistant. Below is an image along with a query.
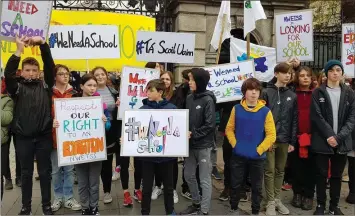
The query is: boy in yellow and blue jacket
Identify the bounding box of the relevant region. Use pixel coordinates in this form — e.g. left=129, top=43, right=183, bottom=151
left=225, top=78, right=276, bottom=215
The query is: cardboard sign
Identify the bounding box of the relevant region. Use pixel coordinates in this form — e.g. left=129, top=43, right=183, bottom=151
left=275, top=9, right=313, bottom=62
left=121, top=110, right=189, bottom=157
left=206, top=60, right=255, bottom=103
left=0, top=0, right=52, bottom=42
left=118, top=66, right=160, bottom=119
left=48, top=25, right=120, bottom=60
left=54, top=97, right=107, bottom=167
left=136, top=31, right=195, bottom=63
left=342, top=23, right=355, bottom=78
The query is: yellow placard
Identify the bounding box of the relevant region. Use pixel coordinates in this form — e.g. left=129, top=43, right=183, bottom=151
left=1, top=10, right=155, bottom=72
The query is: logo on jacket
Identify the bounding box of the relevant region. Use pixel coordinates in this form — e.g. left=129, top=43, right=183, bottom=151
left=319, top=97, right=325, bottom=103
left=196, top=105, right=201, bottom=109
left=287, top=97, right=291, bottom=101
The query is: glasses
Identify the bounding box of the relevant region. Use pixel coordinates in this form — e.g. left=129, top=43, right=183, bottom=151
left=57, top=72, right=70, bottom=77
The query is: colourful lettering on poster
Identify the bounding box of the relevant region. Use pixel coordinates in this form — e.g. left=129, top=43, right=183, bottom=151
left=344, top=27, right=355, bottom=65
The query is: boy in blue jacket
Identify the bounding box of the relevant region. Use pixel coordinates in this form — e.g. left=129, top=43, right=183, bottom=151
left=139, top=79, right=177, bottom=215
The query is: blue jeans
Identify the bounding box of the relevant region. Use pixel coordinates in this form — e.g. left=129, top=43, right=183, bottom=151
left=51, top=149, right=74, bottom=201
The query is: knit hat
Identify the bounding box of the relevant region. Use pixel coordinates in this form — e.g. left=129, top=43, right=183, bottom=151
left=324, top=60, right=344, bottom=77
left=191, top=68, right=210, bottom=93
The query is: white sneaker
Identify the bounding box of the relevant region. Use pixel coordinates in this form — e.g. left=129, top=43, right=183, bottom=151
left=64, top=198, right=81, bottom=211
left=103, top=192, right=113, bottom=204
left=151, top=186, right=162, bottom=200
left=112, top=171, right=120, bottom=181
left=51, top=198, right=63, bottom=212
left=275, top=199, right=290, bottom=215
left=173, top=190, right=179, bottom=204
left=266, top=201, right=277, bottom=216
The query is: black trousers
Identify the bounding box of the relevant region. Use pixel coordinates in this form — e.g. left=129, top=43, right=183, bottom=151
left=16, top=134, right=52, bottom=208
left=348, top=156, right=355, bottom=194
left=1, top=142, right=11, bottom=200
left=141, top=160, right=174, bottom=215
left=315, top=153, right=347, bottom=207
left=230, top=154, right=265, bottom=212
left=223, top=136, right=232, bottom=188
left=101, top=154, right=114, bottom=193
left=155, top=159, right=178, bottom=189
left=292, top=152, right=316, bottom=198
left=117, top=144, right=142, bottom=190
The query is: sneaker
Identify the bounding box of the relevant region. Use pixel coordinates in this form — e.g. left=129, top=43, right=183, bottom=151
left=275, top=199, right=290, bottom=215
left=313, top=205, right=325, bottom=215
left=123, top=192, right=133, bottom=207
left=219, top=188, right=229, bottom=201
left=173, top=190, right=179, bottom=204
left=5, top=179, right=13, bottom=190
left=301, top=197, right=313, bottom=211
left=64, top=198, right=81, bottom=211
left=291, top=194, right=302, bottom=208
left=91, top=207, right=100, bottom=215
left=15, top=178, right=22, bottom=187
left=197, top=210, right=209, bottom=215
left=51, top=198, right=63, bottom=212
left=151, top=186, right=162, bottom=200
left=42, top=205, right=54, bottom=215
left=212, top=167, right=222, bottom=180
left=18, top=207, right=32, bottom=215
left=103, top=193, right=113, bottom=204
left=81, top=209, right=91, bottom=215
left=133, top=189, right=142, bottom=203
left=329, top=206, right=344, bottom=215
left=346, top=192, right=355, bottom=204
left=112, top=171, right=120, bottom=181
left=181, top=189, right=192, bottom=200
left=281, top=183, right=292, bottom=191
left=229, top=209, right=239, bottom=215
left=240, top=192, right=248, bottom=202
left=265, top=201, right=276, bottom=216
left=179, top=204, right=200, bottom=215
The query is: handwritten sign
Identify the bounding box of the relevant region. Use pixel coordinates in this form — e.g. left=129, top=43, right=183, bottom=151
left=342, top=23, right=355, bottom=78
left=54, top=97, right=107, bottom=167
left=136, top=31, right=195, bottom=63
left=118, top=66, right=160, bottom=119
left=275, top=9, right=313, bottom=62
left=0, top=0, right=52, bottom=42
left=121, top=110, right=189, bottom=157
left=48, top=25, right=120, bottom=60
left=206, top=60, right=255, bottom=103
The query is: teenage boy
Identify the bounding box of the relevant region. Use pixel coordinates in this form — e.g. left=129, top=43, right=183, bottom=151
left=180, top=68, right=216, bottom=215
left=310, top=60, right=355, bottom=215
left=139, top=79, right=177, bottom=215
left=261, top=62, right=298, bottom=216
left=226, top=78, right=276, bottom=215
left=5, top=35, right=55, bottom=215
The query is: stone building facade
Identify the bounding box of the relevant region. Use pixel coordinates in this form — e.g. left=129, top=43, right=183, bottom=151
left=169, top=0, right=308, bottom=82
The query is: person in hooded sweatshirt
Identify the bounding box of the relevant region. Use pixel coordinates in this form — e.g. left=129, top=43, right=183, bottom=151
left=180, top=68, right=216, bottom=215
left=261, top=62, right=298, bottom=216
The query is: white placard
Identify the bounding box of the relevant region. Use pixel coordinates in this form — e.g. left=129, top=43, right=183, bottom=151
left=136, top=31, right=195, bottom=63
left=275, top=9, right=313, bottom=62
left=206, top=60, right=255, bottom=103
left=118, top=66, right=160, bottom=119
left=0, top=1, right=52, bottom=42
left=54, top=97, right=107, bottom=167
left=342, top=23, right=355, bottom=78
left=48, top=25, right=120, bottom=60
left=121, top=110, right=189, bottom=157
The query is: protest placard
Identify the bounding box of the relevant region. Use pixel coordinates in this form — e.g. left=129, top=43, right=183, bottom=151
left=275, top=9, right=313, bottom=62
left=121, top=110, right=189, bottom=157
left=0, top=0, right=52, bottom=42
left=118, top=67, right=160, bottom=119
left=206, top=60, right=255, bottom=103
left=48, top=25, right=120, bottom=60
left=230, top=37, right=276, bottom=82
left=136, top=31, right=195, bottom=64
left=54, top=97, right=107, bottom=167
left=342, top=23, right=355, bottom=78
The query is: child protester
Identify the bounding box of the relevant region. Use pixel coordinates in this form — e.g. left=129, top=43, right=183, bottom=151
left=225, top=78, right=276, bottom=215
left=53, top=74, right=110, bottom=215
left=139, top=79, right=177, bottom=215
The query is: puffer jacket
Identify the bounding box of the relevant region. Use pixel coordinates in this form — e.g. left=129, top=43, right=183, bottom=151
left=1, top=95, right=14, bottom=144
left=261, top=79, right=298, bottom=146
left=310, top=83, right=355, bottom=154
left=186, top=90, right=217, bottom=149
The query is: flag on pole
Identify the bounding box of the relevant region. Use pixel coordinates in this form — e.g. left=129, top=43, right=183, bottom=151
left=244, top=0, right=266, bottom=38
left=210, top=1, right=231, bottom=50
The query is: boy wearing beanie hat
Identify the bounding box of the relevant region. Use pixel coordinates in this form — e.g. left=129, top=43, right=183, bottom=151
left=180, top=68, right=216, bottom=215
left=311, top=60, right=355, bottom=215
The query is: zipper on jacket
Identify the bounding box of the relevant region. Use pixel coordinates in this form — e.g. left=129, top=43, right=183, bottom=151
left=277, top=87, right=281, bottom=105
